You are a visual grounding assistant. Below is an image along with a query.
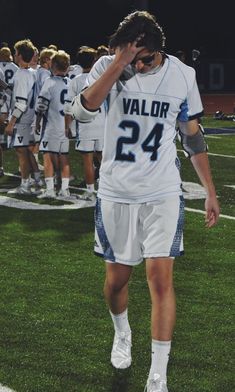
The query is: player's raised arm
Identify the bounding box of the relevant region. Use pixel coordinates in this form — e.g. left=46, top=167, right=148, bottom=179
left=72, top=39, right=144, bottom=123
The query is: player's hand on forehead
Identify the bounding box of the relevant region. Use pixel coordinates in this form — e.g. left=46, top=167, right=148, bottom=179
left=114, top=34, right=145, bottom=66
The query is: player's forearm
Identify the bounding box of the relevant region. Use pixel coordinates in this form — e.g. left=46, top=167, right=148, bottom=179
left=64, top=114, right=72, bottom=129
left=190, top=152, right=217, bottom=196
left=82, top=60, right=125, bottom=110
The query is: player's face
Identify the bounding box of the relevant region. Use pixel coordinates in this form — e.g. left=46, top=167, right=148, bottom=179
left=131, top=49, right=159, bottom=73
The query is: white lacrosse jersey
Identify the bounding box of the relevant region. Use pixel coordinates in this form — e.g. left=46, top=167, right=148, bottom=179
left=0, top=67, right=4, bottom=81
left=85, top=54, right=203, bottom=203
left=68, top=72, right=105, bottom=140
left=10, top=67, right=37, bottom=125
left=36, top=75, right=70, bottom=139
left=67, top=64, right=82, bottom=80
left=36, top=67, right=51, bottom=93
left=0, top=61, right=18, bottom=86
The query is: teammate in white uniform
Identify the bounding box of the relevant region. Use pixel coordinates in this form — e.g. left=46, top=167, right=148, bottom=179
left=37, top=48, right=56, bottom=92
left=5, top=39, right=41, bottom=195
left=72, top=11, right=220, bottom=392
left=0, top=47, right=19, bottom=175
left=33, top=48, right=57, bottom=171
left=0, top=67, right=7, bottom=176
left=35, top=50, right=71, bottom=199
left=65, top=47, right=105, bottom=201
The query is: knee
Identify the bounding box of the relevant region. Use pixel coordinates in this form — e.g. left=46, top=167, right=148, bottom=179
left=104, top=277, right=128, bottom=294
left=147, top=274, right=173, bottom=298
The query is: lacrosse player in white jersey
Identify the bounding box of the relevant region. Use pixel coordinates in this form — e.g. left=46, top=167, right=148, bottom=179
left=36, top=50, right=71, bottom=199
left=0, top=46, right=19, bottom=86
left=0, top=67, right=7, bottom=176
left=37, top=48, right=57, bottom=92
left=0, top=47, right=19, bottom=176
left=67, top=47, right=83, bottom=80
left=32, top=47, right=57, bottom=170
left=65, top=47, right=105, bottom=202
left=72, top=10, right=220, bottom=392
left=5, top=39, right=41, bottom=195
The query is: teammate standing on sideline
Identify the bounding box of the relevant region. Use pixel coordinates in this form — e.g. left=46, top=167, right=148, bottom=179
left=72, top=11, right=220, bottom=392
left=65, top=47, right=105, bottom=202
left=5, top=39, right=41, bottom=195
left=0, top=47, right=19, bottom=177
left=36, top=50, right=71, bottom=199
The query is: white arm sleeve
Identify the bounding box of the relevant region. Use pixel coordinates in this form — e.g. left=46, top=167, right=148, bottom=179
left=71, top=94, right=99, bottom=123
left=12, top=99, right=27, bottom=119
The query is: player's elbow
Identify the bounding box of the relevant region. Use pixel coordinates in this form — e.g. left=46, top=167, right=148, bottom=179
left=71, top=93, right=99, bottom=123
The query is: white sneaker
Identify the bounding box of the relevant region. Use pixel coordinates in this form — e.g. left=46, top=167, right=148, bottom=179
left=7, top=186, right=32, bottom=195
left=111, top=331, right=132, bottom=369
left=57, top=188, right=70, bottom=199
left=37, top=189, right=56, bottom=199
left=144, top=374, right=168, bottom=392
left=29, top=178, right=44, bottom=187
left=77, top=191, right=96, bottom=203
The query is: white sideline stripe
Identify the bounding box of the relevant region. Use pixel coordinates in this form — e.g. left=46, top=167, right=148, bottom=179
left=185, top=207, right=235, bottom=220
left=205, top=135, right=221, bottom=139
left=207, top=152, right=235, bottom=158
left=177, top=149, right=235, bottom=159
left=0, top=384, right=16, bottom=392
left=4, top=172, right=21, bottom=178
left=0, top=195, right=94, bottom=210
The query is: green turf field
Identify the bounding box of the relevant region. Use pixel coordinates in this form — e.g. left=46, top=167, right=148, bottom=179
left=0, top=117, right=234, bottom=392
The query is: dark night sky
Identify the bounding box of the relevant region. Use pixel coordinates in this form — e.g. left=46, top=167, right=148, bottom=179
left=0, top=0, right=234, bottom=62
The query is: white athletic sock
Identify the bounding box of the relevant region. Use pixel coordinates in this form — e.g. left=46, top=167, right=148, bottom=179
left=45, top=177, right=54, bottom=191
left=86, top=183, right=95, bottom=193
left=61, top=177, right=69, bottom=190
left=21, top=178, right=30, bottom=188
left=34, top=171, right=41, bottom=182
left=33, top=153, right=39, bottom=163
left=110, top=309, right=131, bottom=334
left=149, top=339, right=171, bottom=382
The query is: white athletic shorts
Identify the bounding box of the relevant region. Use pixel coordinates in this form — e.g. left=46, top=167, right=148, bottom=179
left=8, top=123, right=35, bottom=148
left=75, top=139, right=103, bottom=153
left=95, top=196, right=184, bottom=266
left=39, top=137, right=69, bottom=154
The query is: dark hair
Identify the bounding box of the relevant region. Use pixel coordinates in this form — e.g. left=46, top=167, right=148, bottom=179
left=76, top=47, right=96, bottom=69
left=109, top=11, right=165, bottom=52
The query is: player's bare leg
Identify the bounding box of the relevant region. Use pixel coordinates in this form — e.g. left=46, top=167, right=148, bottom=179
left=58, top=154, right=70, bottom=197
left=104, top=262, right=133, bottom=369
left=145, top=257, right=175, bottom=390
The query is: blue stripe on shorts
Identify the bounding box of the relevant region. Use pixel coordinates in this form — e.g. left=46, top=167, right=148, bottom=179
left=95, top=198, right=116, bottom=262
left=170, top=195, right=185, bottom=257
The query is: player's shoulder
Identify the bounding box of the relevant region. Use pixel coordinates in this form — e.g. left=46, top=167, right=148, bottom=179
left=41, top=74, right=54, bottom=88
left=8, top=62, right=18, bottom=71
left=168, top=54, right=195, bottom=77
left=94, top=55, right=114, bottom=71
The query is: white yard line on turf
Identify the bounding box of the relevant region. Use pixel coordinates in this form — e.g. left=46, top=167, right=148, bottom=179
left=185, top=207, right=235, bottom=220
left=0, top=195, right=94, bottom=210
left=177, top=149, right=235, bottom=159
left=0, top=384, right=16, bottom=392
left=4, top=172, right=21, bottom=178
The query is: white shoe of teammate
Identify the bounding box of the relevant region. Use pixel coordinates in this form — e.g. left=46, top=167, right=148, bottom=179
left=37, top=189, right=56, bottom=199
left=111, top=331, right=132, bottom=369
left=144, top=374, right=168, bottom=392
left=7, top=185, right=32, bottom=195
left=57, top=188, right=70, bottom=199
left=77, top=190, right=96, bottom=203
